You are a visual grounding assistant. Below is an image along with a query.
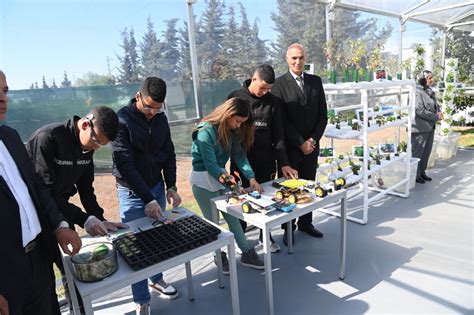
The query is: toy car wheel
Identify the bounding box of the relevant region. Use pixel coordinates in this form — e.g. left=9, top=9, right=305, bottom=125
left=275, top=190, right=283, bottom=200
left=287, top=194, right=296, bottom=204
left=242, top=202, right=253, bottom=213
left=315, top=187, right=327, bottom=198
left=335, top=177, right=346, bottom=187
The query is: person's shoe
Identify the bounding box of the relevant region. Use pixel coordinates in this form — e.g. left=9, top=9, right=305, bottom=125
left=257, top=240, right=281, bottom=253
left=135, top=303, right=151, bottom=315
left=416, top=177, right=425, bottom=184
left=149, top=279, right=179, bottom=299
left=421, top=174, right=432, bottom=181
left=213, top=251, right=230, bottom=275
left=298, top=225, right=324, bottom=238
left=240, top=248, right=264, bottom=269
left=282, top=229, right=295, bottom=246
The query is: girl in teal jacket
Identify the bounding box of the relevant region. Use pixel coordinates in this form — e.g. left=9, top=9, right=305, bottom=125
left=190, top=97, right=264, bottom=272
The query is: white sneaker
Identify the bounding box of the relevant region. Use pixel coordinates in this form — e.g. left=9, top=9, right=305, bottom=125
left=257, top=241, right=281, bottom=253
left=136, top=303, right=150, bottom=315
left=149, top=279, right=179, bottom=299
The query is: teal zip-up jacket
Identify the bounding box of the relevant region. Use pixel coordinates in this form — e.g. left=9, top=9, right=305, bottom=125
left=191, top=122, right=255, bottom=182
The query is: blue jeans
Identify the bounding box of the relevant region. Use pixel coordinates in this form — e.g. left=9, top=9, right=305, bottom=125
left=117, top=181, right=166, bottom=305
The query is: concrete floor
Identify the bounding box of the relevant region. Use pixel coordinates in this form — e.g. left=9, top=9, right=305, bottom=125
left=66, top=149, right=474, bottom=315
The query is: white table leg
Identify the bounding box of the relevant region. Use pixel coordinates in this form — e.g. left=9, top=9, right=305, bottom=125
left=263, top=227, right=274, bottom=315
left=61, top=258, right=81, bottom=314
left=227, top=240, right=240, bottom=315
left=339, top=195, right=347, bottom=280
left=81, top=296, right=94, bottom=315
left=211, top=201, right=224, bottom=288
left=185, top=261, right=195, bottom=301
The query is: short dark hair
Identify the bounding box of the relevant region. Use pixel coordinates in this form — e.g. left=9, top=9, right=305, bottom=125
left=255, top=64, right=275, bottom=84
left=140, top=77, right=167, bottom=102
left=88, top=106, right=119, bottom=141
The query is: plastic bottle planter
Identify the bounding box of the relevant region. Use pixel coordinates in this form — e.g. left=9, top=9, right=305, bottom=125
left=113, top=216, right=221, bottom=271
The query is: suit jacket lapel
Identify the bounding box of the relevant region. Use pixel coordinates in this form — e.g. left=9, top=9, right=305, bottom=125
left=286, top=72, right=305, bottom=102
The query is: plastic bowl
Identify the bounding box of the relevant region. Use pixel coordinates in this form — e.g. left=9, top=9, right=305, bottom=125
left=71, top=242, right=118, bottom=282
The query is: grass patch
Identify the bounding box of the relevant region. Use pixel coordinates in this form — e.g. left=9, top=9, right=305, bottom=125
left=452, top=127, right=474, bottom=148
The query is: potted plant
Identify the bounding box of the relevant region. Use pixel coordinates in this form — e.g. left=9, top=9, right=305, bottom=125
left=368, top=45, right=384, bottom=81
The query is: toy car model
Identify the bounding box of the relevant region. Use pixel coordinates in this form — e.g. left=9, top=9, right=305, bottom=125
left=274, top=187, right=312, bottom=204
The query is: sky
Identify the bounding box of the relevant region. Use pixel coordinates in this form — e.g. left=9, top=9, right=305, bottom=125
left=0, top=0, right=434, bottom=90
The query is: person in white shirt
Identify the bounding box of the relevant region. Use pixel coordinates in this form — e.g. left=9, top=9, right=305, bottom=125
left=0, top=70, right=82, bottom=315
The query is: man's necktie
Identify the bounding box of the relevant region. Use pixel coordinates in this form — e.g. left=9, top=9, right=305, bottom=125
left=296, top=75, right=304, bottom=92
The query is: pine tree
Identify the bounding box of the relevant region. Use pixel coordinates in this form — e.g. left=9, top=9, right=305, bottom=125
left=34, top=82, right=38, bottom=89
left=159, top=18, right=180, bottom=81
left=140, top=18, right=162, bottom=78
left=30, top=83, right=34, bottom=89
left=220, top=4, right=239, bottom=80
left=117, top=28, right=141, bottom=84
left=61, top=71, right=72, bottom=88
left=198, top=0, right=226, bottom=79
left=270, top=1, right=393, bottom=76
left=42, top=75, right=49, bottom=89
left=178, top=21, right=193, bottom=80
left=51, top=79, right=58, bottom=88
left=270, top=0, right=326, bottom=74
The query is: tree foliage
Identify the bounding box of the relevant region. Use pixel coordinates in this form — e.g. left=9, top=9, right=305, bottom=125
left=117, top=28, right=140, bottom=84
left=75, top=72, right=116, bottom=87
left=61, top=71, right=72, bottom=88
left=159, top=18, right=180, bottom=81
left=445, top=29, right=473, bottom=84
left=140, top=18, right=162, bottom=79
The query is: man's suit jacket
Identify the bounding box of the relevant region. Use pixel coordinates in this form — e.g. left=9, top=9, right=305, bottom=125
left=271, top=72, right=328, bottom=169
left=0, top=125, right=63, bottom=296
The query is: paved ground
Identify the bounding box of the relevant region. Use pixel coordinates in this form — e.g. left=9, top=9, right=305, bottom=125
left=64, top=148, right=473, bottom=314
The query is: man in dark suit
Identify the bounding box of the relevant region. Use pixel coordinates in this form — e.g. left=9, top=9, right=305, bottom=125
left=271, top=43, right=328, bottom=245
left=0, top=70, right=82, bottom=315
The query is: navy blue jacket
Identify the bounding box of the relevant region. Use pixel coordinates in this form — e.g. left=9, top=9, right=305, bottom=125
left=112, top=99, right=176, bottom=204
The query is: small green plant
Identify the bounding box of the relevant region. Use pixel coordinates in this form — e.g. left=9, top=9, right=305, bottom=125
left=375, top=114, right=385, bottom=127
left=348, top=157, right=361, bottom=175
left=399, top=140, right=407, bottom=152
left=351, top=121, right=360, bottom=131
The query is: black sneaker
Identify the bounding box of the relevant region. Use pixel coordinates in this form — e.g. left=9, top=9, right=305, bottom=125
left=240, top=248, right=264, bottom=269
left=213, top=251, right=230, bottom=275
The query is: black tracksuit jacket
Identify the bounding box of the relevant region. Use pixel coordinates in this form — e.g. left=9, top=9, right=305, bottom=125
left=229, top=79, right=290, bottom=185
left=26, top=116, right=105, bottom=227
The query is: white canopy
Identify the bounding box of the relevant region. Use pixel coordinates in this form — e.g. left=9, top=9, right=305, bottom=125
left=323, top=0, right=474, bottom=32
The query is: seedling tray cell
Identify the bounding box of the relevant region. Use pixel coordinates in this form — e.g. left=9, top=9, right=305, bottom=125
left=113, top=215, right=220, bottom=271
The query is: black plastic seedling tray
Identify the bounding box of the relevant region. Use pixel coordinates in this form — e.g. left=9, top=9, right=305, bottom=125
left=113, top=215, right=221, bottom=271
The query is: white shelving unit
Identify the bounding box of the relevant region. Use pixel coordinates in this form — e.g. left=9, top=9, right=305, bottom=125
left=319, top=80, right=416, bottom=224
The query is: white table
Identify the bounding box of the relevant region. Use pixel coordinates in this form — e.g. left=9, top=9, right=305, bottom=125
left=61, top=209, right=240, bottom=314
left=211, top=182, right=347, bottom=315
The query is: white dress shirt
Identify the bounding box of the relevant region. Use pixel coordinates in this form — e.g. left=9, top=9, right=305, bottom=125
left=0, top=140, right=42, bottom=247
